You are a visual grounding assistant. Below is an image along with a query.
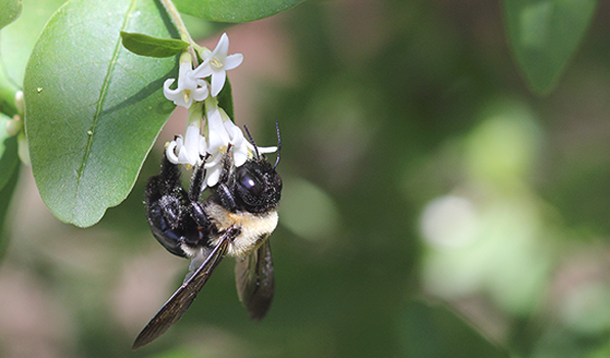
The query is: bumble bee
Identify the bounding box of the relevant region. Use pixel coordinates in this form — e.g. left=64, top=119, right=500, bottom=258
left=133, top=124, right=282, bottom=349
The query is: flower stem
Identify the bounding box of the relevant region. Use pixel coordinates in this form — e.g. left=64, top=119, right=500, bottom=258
left=203, top=96, right=219, bottom=131
left=187, top=101, right=204, bottom=128
left=159, top=0, right=199, bottom=66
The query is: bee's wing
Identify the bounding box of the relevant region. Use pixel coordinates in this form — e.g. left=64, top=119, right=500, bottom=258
left=132, top=233, right=232, bottom=349
left=235, top=238, right=274, bottom=321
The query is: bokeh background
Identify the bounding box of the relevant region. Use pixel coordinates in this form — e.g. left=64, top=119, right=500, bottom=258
left=2, top=0, right=610, bottom=357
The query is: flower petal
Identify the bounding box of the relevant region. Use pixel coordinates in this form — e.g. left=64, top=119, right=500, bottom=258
left=200, top=48, right=212, bottom=59
left=191, top=60, right=213, bottom=78
left=224, top=53, right=243, bottom=70
left=183, top=125, right=201, bottom=162
left=215, top=33, right=230, bottom=60
left=204, top=152, right=223, bottom=168
left=257, top=145, right=278, bottom=154
left=233, top=148, right=248, bottom=167
left=163, top=62, right=203, bottom=108
left=206, top=108, right=230, bottom=152
left=165, top=125, right=207, bottom=166
left=163, top=78, right=179, bottom=95
left=205, top=164, right=222, bottom=187
left=166, top=141, right=180, bottom=164
left=177, top=148, right=193, bottom=165
left=178, top=61, right=191, bottom=76
left=198, top=130, right=208, bottom=155
left=192, top=85, right=209, bottom=102
left=210, top=70, right=227, bottom=97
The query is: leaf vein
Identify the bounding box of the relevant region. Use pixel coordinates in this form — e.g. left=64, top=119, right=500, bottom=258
left=72, top=0, right=140, bottom=216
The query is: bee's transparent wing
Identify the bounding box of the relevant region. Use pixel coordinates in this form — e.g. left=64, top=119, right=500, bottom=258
left=235, top=238, right=274, bottom=320
left=132, top=233, right=231, bottom=349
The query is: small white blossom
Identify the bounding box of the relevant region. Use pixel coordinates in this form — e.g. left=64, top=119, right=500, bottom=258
left=202, top=107, right=242, bottom=187
left=164, top=62, right=209, bottom=108
left=224, top=119, right=250, bottom=167
left=166, top=124, right=205, bottom=166
left=201, top=106, right=277, bottom=187
left=192, top=33, right=243, bottom=97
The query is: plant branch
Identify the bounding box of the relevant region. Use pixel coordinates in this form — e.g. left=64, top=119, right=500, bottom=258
left=160, top=0, right=199, bottom=66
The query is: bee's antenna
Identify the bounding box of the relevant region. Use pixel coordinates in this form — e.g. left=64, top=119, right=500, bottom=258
left=243, top=125, right=260, bottom=159
left=273, top=119, right=281, bottom=170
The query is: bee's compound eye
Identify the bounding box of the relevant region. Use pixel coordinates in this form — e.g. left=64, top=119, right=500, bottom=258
left=238, top=169, right=263, bottom=196
left=242, top=176, right=256, bottom=190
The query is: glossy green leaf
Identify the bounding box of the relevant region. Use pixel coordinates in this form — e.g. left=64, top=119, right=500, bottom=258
left=0, top=0, right=22, bottom=30
left=399, top=301, right=509, bottom=358
left=0, top=0, right=67, bottom=88
left=120, top=31, right=189, bottom=58
left=504, top=0, right=598, bottom=95
left=24, top=0, right=178, bottom=227
left=0, top=114, right=19, bottom=191
left=173, top=0, right=306, bottom=23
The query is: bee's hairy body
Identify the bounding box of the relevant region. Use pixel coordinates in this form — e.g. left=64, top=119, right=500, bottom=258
left=134, top=124, right=283, bottom=350
left=181, top=202, right=279, bottom=259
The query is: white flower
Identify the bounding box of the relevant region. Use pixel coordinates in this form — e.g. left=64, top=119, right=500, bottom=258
left=192, top=33, right=244, bottom=97
left=224, top=119, right=250, bottom=167
left=166, top=124, right=205, bottom=166
left=202, top=106, right=277, bottom=188
left=164, top=62, right=209, bottom=108
left=202, top=107, right=241, bottom=187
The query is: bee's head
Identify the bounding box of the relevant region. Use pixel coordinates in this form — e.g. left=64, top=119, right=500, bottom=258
left=234, top=159, right=282, bottom=213
left=234, top=121, right=282, bottom=213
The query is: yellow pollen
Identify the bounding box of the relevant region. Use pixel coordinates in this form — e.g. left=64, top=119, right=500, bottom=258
left=211, top=58, right=223, bottom=70
left=183, top=89, right=191, bottom=103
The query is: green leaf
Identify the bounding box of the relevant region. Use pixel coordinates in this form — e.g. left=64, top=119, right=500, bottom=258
left=0, top=164, right=20, bottom=262
left=173, top=0, right=306, bottom=23
left=504, top=0, right=598, bottom=95
left=0, top=114, right=19, bottom=192
left=0, top=0, right=22, bottom=30
left=0, top=0, right=67, bottom=88
left=0, top=113, right=19, bottom=263
left=399, top=301, right=509, bottom=358
left=120, top=31, right=189, bottom=58
left=24, top=0, right=178, bottom=227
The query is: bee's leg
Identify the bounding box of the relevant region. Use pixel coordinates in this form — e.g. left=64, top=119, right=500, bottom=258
left=188, top=154, right=210, bottom=202
left=190, top=201, right=210, bottom=228
left=189, top=153, right=212, bottom=229
left=217, top=145, right=234, bottom=186
left=216, top=183, right=237, bottom=212
left=210, top=147, right=238, bottom=211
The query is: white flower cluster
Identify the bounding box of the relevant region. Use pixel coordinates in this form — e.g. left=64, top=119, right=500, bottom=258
left=163, top=33, right=276, bottom=189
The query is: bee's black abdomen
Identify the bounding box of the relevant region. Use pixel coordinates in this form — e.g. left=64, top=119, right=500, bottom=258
left=145, top=156, right=190, bottom=257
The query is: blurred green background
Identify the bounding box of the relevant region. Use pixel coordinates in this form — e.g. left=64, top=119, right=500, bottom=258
left=2, top=0, right=610, bottom=357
